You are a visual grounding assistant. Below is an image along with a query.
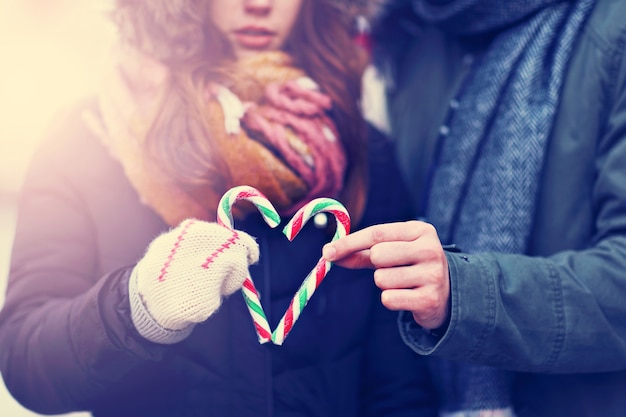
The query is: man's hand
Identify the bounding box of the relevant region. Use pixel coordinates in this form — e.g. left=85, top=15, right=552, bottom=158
left=322, top=220, right=450, bottom=330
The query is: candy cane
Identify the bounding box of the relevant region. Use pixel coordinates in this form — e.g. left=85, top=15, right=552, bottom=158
left=217, top=187, right=351, bottom=346
left=272, top=198, right=350, bottom=345
left=217, top=185, right=280, bottom=344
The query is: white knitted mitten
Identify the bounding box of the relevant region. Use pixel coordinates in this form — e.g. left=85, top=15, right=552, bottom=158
left=129, top=219, right=259, bottom=344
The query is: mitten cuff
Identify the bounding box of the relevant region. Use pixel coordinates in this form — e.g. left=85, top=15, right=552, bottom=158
left=128, top=267, right=194, bottom=344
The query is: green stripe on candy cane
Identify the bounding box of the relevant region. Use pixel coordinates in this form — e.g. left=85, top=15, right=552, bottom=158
left=272, top=198, right=350, bottom=345
left=217, top=186, right=281, bottom=230
left=217, top=185, right=279, bottom=344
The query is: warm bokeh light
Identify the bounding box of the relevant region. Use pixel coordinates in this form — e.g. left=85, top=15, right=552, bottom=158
left=0, top=2, right=113, bottom=416
left=0, top=0, right=115, bottom=193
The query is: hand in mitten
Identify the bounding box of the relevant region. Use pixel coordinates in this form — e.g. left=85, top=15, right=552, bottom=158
left=129, top=219, right=259, bottom=344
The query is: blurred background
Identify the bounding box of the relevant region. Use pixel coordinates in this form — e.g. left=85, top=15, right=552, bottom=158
left=0, top=0, right=114, bottom=415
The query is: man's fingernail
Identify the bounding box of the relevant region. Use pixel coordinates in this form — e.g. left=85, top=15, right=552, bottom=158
left=323, top=245, right=336, bottom=260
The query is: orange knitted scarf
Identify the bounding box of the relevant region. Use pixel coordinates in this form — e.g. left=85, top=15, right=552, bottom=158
left=89, top=47, right=346, bottom=226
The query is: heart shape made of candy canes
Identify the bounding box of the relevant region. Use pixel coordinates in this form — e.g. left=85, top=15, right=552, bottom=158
left=217, top=185, right=350, bottom=345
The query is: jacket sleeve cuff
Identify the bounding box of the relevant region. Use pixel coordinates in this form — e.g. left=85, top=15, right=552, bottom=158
left=398, top=251, right=497, bottom=360
left=128, top=267, right=194, bottom=344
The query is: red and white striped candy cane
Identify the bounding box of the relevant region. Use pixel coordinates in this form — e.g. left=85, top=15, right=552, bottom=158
left=272, top=198, right=350, bottom=345
left=217, top=185, right=280, bottom=344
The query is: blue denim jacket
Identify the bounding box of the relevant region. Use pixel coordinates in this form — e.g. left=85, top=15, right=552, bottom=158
left=378, top=0, right=626, bottom=415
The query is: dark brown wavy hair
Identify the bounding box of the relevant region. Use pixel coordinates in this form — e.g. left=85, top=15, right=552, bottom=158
left=111, top=0, right=369, bottom=221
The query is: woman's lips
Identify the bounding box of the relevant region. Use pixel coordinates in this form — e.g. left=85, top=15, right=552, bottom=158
left=233, top=26, right=275, bottom=49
